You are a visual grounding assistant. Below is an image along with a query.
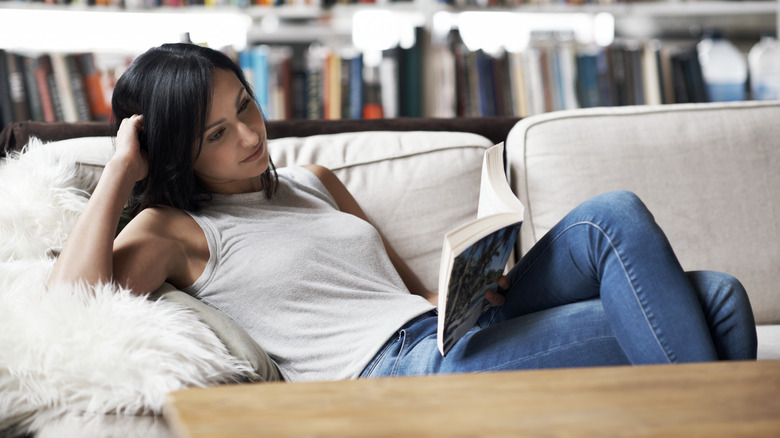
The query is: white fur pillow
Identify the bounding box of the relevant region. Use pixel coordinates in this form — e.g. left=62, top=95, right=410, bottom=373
left=0, top=140, right=252, bottom=436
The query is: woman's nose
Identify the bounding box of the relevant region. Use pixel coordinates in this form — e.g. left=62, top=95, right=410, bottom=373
left=238, top=122, right=260, bottom=147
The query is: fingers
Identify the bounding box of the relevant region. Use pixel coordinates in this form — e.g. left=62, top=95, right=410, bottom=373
left=112, top=115, right=149, bottom=182
left=119, top=114, right=143, bottom=137
left=484, top=288, right=506, bottom=307
left=497, top=275, right=510, bottom=293
left=484, top=276, right=510, bottom=307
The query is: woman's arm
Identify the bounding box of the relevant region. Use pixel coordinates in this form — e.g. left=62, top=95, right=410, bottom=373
left=47, top=116, right=147, bottom=289
left=46, top=114, right=191, bottom=297
left=303, top=164, right=437, bottom=305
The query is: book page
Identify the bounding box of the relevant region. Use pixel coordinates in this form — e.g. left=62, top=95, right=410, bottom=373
left=477, top=143, right=525, bottom=219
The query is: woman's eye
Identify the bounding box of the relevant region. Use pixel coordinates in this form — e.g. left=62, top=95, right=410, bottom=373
left=238, top=97, right=251, bottom=113
left=208, top=129, right=225, bottom=142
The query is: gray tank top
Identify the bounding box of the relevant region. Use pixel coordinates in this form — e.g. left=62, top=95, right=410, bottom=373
left=184, top=166, right=434, bottom=381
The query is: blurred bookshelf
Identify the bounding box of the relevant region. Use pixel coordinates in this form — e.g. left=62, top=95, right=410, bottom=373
left=0, top=0, right=778, bottom=125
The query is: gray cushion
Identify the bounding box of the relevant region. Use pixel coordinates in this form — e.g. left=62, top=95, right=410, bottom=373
left=152, top=283, right=282, bottom=382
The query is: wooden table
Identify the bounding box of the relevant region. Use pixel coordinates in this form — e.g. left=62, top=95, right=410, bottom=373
left=164, top=360, right=780, bottom=438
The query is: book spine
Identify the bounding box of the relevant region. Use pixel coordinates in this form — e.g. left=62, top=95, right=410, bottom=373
left=362, top=63, right=382, bottom=119
left=379, top=49, right=398, bottom=119
left=348, top=53, right=363, bottom=120
left=575, top=51, right=600, bottom=108
left=7, top=52, right=31, bottom=122
left=39, top=54, right=65, bottom=122
left=77, top=53, right=111, bottom=121
left=642, top=41, right=663, bottom=106
left=0, top=50, right=14, bottom=128
left=339, top=55, right=351, bottom=120
left=324, top=50, right=341, bottom=120
left=250, top=46, right=270, bottom=118
left=507, top=51, right=527, bottom=117
left=305, top=45, right=323, bottom=120
left=523, top=48, right=545, bottom=116
left=65, top=54, right=92, bottom=121
left=449, top=30, right=471, bottom=117
left=398, top=27, right=424, bottom=117
left=21, top=55, right=45, bottom=122
left=49, top=53, right=78, bottom=122
left=557, top=44, right=579, bottom=110
left=33, top=56, right=57, bottom=122
left=289, top=47, right=307, bottom=120
left=277, top=49, right=293, bottom=121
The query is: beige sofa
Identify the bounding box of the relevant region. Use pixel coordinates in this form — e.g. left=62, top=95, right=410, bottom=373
left=1, top=102, right=777, bottom=437
left=505, top=101, right=779, bottom=360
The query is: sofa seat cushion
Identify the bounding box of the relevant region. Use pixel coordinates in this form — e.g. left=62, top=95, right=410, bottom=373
left=757, top=325, right=780, bottom=360
left=507, top=102, right=780, bottom=325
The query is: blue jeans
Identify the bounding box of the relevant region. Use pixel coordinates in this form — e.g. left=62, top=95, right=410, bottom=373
left=361, top=191, right=757, bottom=378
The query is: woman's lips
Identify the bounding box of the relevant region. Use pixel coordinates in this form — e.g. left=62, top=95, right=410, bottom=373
left=242, top=143, right=264, bottom=163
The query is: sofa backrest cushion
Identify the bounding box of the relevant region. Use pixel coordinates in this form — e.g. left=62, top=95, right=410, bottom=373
left=506, top=101, right=780, bottom=324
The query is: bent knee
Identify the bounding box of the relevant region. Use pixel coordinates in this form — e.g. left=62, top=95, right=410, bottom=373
left=686, top=270, right=754, bottom=317
left=581, top=191, right=652, bottom=224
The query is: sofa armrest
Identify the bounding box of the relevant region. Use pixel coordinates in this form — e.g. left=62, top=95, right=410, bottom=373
left=1, top=121, right=113, bottom=155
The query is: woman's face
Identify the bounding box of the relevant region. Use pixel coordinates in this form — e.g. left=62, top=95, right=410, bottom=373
left=193, top=68, right=269, bottom=195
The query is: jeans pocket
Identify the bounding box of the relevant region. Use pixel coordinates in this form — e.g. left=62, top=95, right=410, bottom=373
left=361, top=330, right=405, bottom=378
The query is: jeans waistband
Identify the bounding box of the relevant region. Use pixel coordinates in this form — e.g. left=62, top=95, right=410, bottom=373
left=401, top=309, right=437, bottom=330
left=360, top=309, right=437, bottom=378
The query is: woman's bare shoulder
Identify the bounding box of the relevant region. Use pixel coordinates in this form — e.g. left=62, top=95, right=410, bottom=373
left=114, top=206, right=208, bottom=292
left=121, top=206, right=196, bottom=239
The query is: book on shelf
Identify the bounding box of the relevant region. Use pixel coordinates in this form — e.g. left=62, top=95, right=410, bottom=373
left=37, top=54, right=66, bottom=123
left=0, top=51, right=14, bottom=130
left=233, top=34, right=717, bottom=122
left=437, top=142, right=523, bottom=356
left=0, top=30, right=724, bottom=127
left=77, top=53, right=112, bottom=121
left=398, top=27, right=425, bottom=118
left=0, top=49, right=119, bottom=126
left=21, top=56, right=45, bottom=123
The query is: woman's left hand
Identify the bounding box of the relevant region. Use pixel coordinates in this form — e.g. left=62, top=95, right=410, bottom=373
left=484, top=275, right=510, bottom=307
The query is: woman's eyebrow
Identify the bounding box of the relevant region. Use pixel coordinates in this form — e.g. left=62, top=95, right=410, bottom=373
left=204, top=118, right=225, bottom=132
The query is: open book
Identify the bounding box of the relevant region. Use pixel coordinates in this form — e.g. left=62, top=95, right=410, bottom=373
left=437, top=143, right=524, bottom=356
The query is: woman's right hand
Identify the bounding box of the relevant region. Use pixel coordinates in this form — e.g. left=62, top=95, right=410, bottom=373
left=484, top=275, right=510, bottom=307
left=112, top=114, right=149, bottom=183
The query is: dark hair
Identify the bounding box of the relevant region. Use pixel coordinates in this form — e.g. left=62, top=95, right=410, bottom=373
left=111, top=43, right=278, bottom=216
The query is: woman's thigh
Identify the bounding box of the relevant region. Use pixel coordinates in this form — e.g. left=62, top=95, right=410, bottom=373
left=364, top=299, right=629, bottom=378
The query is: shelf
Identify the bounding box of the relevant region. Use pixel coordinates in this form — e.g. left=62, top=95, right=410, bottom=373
left=0, top=4, right=251, bottom=53
left=0, top=1, right=776, bottom=49
left=2, top=1, right=774, bottom=16
left=614, top=1, right=777, bottom=17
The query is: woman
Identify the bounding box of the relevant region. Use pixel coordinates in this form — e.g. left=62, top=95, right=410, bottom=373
left=48, top=43, right=757, bottom=382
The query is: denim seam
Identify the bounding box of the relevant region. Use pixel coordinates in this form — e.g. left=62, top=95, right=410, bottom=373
left=362, top=335, right=396, bottom=378
left=390, top=330, right=409, bottom=377
left=476, top=336, right=620, bottom=373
